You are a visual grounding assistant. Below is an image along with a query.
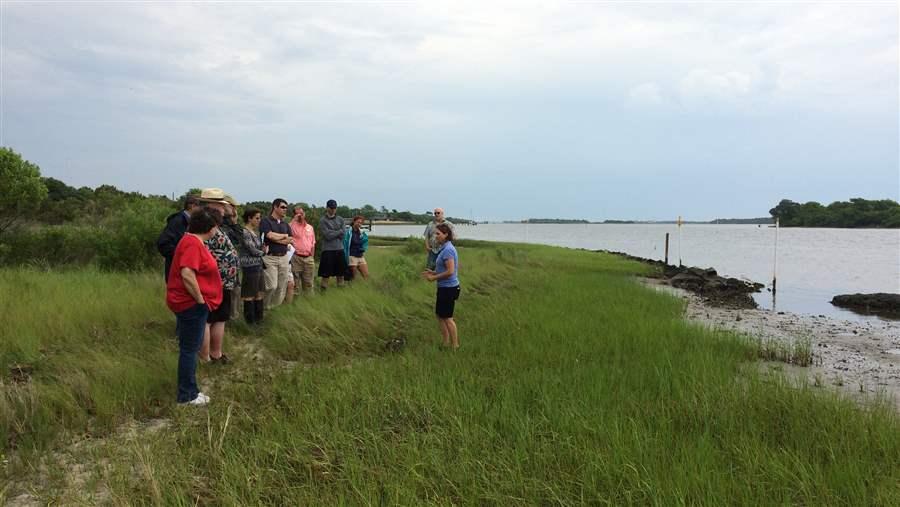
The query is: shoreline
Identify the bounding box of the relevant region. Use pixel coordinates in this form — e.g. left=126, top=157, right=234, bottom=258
left=644, top=278, right=900, bottom=409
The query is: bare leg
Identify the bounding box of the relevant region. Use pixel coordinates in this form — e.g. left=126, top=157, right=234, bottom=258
left=349, top=266, right=357, bottom=282
left=284, top=280, right=295, bottom=304
left=358, top=263, right=369, bottom=280
left=209, top=322, right=225, bottom=359
left=199, top=324, right=211, bottom=361
left=445, top=317, right=459, bottom=349
left=437, top=316, right=450, bottom=347
left=320, top=277, right=329, bottom=290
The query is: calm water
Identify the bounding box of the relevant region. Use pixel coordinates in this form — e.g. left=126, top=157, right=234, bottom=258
left=372, top=223, right=900, bottom=321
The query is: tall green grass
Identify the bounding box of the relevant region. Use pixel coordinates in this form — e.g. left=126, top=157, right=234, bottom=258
left=2, top=239, right=899, bottom=505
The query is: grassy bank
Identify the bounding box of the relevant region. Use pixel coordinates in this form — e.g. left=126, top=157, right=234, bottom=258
left=2, top=239, right=899, bottom=504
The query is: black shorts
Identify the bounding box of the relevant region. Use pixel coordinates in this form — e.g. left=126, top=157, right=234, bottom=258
left=435, top=285, right=461, bottom=319
left=318, top=250, right=347, bottom=278
left=207, top=289, right=232, bottom=323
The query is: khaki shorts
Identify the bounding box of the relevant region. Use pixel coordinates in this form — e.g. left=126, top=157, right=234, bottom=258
left=349, top=255, right=367, bottom=267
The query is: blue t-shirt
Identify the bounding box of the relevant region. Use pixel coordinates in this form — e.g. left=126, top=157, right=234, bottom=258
left=435, top=241, right=459, bottom=288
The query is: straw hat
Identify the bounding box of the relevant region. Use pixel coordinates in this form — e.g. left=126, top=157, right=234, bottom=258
left=223, top=194, right=238, bottom=207
left=198, top=188, right=229, bottom=204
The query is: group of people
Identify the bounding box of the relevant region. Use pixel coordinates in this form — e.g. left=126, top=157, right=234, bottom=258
left=157, top=189, right=460, bottom=407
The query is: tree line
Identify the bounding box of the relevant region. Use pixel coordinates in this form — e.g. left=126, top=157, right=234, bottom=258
left=0, top=147, right=465, bottom=270
left=769, top=198, right=900, bottom=228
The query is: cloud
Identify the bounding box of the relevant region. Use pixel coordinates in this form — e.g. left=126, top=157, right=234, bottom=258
left=678, top=69, right=756, bottom=103
left=626, top=82, right=665, bottom=108
left=1, top=2, right=896, bottom=220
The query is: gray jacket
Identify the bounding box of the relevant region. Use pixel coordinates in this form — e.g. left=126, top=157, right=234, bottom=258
left=319, top=214, right=346, bottom=251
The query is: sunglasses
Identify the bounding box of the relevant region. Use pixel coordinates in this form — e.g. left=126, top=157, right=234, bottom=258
left=278, top=205, right=288, bottom=209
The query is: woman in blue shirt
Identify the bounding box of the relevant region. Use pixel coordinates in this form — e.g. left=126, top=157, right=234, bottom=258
left=422, top=223, right=460, bottom=349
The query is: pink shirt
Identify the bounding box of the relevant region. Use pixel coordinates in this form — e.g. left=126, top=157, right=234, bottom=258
left=290, top=221, right=316, bottom=256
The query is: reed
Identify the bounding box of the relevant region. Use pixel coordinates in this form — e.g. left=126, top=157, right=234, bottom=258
left=1, top=240, right=898, bottom=505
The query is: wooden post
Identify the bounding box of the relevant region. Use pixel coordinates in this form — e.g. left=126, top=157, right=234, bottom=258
left=772, top=217, right=779, bottom=295
left=677, top=216, right=683, bottom=267
left=664, top=233, right=669, bottom=265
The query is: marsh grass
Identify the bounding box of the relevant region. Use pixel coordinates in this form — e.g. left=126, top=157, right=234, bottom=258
left=753, top=335, right=815, bottom=366
left=2, top=239, right=899, bottom=504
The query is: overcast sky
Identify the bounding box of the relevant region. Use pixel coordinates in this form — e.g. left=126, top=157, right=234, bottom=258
left=2, top=2, right=897, bottom=221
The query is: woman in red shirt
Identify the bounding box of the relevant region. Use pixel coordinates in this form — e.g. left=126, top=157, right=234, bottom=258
left=166, top=208, right=223, bottom=406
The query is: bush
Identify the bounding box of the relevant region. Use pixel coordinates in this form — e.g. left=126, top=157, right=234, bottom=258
left=0, top=225, right=104, bottom=267
left=95, top=200, right=170, bottom=271
left=378, top=254, right=419, bottom=291
left=0, top=200, right=170, bottom=271
left=402, top=236, right=423, bottom=256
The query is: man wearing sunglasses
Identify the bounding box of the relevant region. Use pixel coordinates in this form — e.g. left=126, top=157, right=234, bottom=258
left=424, top=208, right=455, bottom=270
left=260, top=198, right=293, bottom=309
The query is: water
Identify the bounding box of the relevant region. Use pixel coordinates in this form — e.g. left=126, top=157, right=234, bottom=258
left=371, top=223, right=900, bottom=321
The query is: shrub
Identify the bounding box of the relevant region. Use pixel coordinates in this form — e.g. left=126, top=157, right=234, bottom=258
left=378, top=254, right=419, bottom=291
left=402, top=236, right=422, bottom=256
left=95, top=200, right=170, bottom=271
left=0, top=225, right=103, bottom=267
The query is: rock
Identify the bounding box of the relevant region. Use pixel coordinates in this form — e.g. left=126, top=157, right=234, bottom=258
left=831, top=293, right=900, bottom=319
left=9, top=363, right=33, bottom=383
left=594, top=249, right=763, bottom=309
left=383, top=337, right=406, bottom=353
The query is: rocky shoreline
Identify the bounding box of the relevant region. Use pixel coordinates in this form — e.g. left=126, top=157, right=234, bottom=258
left=595, top=249, right=900, bottom=409
left=596, top=249, right=765, bottom=308
left=831, top=293, right=900, bottom=319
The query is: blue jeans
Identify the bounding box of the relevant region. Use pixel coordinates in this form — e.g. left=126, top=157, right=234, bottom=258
left=175, top=303, right=209, bottom=403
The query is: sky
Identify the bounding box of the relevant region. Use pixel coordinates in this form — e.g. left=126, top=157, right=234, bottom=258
left=1, top=1, right=898, bottom=222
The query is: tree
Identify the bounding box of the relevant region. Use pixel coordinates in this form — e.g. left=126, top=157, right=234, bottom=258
left=769, top=197, right=899, bottom=228
left=0, top=147, right=48, bottom=236
left=768, top=199, right=801, bottom=224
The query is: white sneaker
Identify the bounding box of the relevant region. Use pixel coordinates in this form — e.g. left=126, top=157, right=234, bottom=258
left=183, top=392, right=209, bottom=406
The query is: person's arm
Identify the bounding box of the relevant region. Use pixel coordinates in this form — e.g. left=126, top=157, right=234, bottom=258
left=243, top=229, right=265, bottom=257
left=180, top=267, right=205, bottom=305
left=266, top=230, right=291, bottom=244
left=282, top=224, right=294, bottom=245
left=263, top=221, right=291, bottom=244
left=222, top=233, right=238, bottom=258
left=343, top=228, right=351, bottom=263
left=259, top=217, right=291, bottom=245
left=321, top=219, right=343, bottom=240
left=422, top=258, right=455, bottom=281
left=423, top=224, right=431, bottom=252
left=157, top=216, right=186, bottom=257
